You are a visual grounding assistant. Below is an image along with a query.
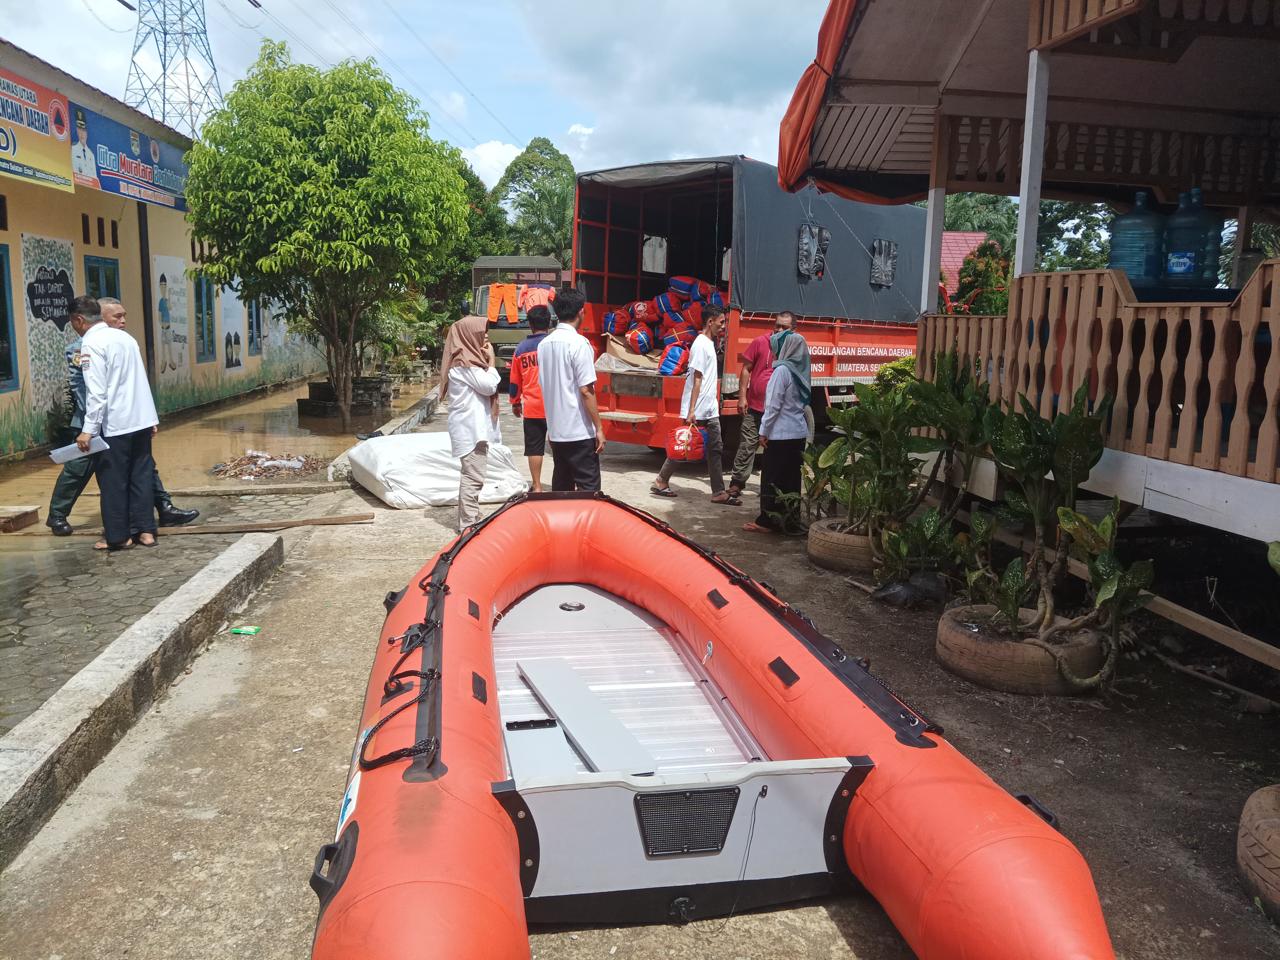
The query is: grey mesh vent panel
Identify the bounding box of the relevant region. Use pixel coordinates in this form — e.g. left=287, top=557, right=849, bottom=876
left=634, top=787, right=740, bottom=857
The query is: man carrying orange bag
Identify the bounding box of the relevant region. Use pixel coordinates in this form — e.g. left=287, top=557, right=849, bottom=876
left=650, top=304, right=739, bottom=506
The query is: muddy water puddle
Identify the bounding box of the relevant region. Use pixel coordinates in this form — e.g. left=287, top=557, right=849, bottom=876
left=0, top=380, right=433, bottom=510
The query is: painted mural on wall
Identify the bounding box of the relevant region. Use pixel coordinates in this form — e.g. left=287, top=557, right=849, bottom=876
left=21, top=233, right=76, bottom=419
left=219, top=284, right=247, bottom=374
left=263, top=300, right=322, bottom=377
left=153, top=255, right=188, bottom=386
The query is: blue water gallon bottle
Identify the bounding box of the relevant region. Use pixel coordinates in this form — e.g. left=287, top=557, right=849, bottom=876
left=1107, top=190, right=1164, bottom=291
left=1164, top=192, right=1202, bottom=288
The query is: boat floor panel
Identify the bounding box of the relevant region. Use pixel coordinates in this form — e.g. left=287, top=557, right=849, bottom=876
left=493, top=584, right=760, bottom=778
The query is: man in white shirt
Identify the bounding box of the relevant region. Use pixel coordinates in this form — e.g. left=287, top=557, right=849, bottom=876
left=75, top=295, right=161, bottom=550
left=536, top=289, right=605, bottom=492
left=652, top=304, right=736, bottom=504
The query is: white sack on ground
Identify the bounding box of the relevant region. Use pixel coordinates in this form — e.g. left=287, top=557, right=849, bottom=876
left=348, top=432, right=528, bottom=509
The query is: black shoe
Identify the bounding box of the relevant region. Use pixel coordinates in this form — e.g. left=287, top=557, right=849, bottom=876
left=47, top=515, right=73, bottom=536
left=157, top=502, right=200, bottom=527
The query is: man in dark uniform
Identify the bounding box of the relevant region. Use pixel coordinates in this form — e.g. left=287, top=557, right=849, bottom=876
left=46, top=297, right=199, bottom=536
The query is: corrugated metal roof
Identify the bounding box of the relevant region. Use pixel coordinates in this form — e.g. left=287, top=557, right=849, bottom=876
left=940, top=231, right=986, bottom=294
left=473, top=256, right=562, bottom=270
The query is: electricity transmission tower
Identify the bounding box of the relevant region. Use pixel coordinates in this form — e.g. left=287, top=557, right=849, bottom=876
left=121, top=0, right=224, bottom=137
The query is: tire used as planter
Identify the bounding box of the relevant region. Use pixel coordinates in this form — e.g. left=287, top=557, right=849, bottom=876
left=1238, top=784, right=1280, bottom=922
left=935, top=604, right=1103, bottom=696
left=807, top=518, right=875, bottom=574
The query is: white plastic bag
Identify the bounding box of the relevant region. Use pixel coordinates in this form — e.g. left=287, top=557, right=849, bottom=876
left=347, top=432, right=528, bottom=509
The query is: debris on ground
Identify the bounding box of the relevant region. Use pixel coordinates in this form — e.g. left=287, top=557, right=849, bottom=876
left=211, top=449, right=329, bottom=480
left=230, top=626, right=262, bottom=636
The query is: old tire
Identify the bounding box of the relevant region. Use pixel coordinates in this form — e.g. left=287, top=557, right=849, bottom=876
left=935, top=604, right=1103, bottom=696
left=807, top=519, right=875, bottom=574
left=1238, top=784, right=1280, bottom=922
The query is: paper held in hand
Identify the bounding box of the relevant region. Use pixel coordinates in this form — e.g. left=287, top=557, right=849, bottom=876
left=50, top=436, right=110, bottom=464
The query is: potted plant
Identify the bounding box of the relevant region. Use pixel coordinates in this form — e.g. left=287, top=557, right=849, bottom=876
left=807, top=378, right=940, bottom=573
left=1237, top=542, right=1280, bottom=921
left=871, top=351, right=999, bottom=594
left=937, top=383, right=1153, bottom=694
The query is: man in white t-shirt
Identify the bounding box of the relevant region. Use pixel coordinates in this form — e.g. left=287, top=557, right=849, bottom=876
left=536, top=288, right=605, bottom=491
left=652, top=304, right=737, bottom=504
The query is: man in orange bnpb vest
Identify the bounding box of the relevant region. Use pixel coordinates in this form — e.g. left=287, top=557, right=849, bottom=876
left=508, top=305, right=552, bottom=492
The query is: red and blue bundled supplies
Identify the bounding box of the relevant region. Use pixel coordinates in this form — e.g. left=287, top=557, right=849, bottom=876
left=658, top=343, right=688, bottom=376
left=668, top=276, right=726, bottom=308
left=602, top=310, right=630, bottom=336
left=625, top=326, right=656, bottom=355
left=625, top=299, right=660, bottom=326
left=665, top=423, right=706, bottom=462
left=654, top=292, right=686, bottom=324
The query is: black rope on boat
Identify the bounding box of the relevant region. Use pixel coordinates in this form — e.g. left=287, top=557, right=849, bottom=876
left=360, top=667, right=441, bottom=771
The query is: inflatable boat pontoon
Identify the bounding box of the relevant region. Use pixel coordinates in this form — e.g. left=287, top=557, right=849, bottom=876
left=311, top=493, right=1115, bottom=959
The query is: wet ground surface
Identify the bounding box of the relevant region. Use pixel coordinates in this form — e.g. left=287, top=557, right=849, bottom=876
left=0, top=493, right=317, bottom=735
left=0, top=378, right=433, bottom=509
left=1, top=403, right=1277, bottom=959
left=0, top=379, right=433, bottom=734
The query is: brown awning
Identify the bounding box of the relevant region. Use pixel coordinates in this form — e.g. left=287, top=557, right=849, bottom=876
left=779, top=0, right=1280, bottom=211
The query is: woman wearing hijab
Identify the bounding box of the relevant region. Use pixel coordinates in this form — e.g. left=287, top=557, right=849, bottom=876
left=743, top=328, right=811, bottom=534
left=440, top=315, right=502, bottom=531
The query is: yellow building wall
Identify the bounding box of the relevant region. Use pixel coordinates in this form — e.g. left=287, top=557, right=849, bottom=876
left=0, top=176, right=323, bottom=456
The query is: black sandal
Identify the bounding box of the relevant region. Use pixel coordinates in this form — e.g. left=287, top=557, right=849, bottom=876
left=650, top=485, right=678, bottom=498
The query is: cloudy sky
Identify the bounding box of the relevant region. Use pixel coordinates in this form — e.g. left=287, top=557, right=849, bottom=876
left=2, top=0, right=827, bottom=186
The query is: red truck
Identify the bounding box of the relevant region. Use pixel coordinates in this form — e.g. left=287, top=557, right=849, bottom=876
left=571, top=156, right=924, bottom=449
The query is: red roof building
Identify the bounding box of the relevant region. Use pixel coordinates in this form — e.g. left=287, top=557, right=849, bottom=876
left=939, top=231, right=986, bottom=295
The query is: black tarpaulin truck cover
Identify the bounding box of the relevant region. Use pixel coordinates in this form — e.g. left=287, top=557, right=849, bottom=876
left=577, top=156, right=925, bottom=322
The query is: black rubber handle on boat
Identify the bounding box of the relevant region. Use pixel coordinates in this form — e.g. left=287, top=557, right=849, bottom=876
left=1014, top=792, right=1061, bottom=831
left=310, top=822, right=359, bottom=915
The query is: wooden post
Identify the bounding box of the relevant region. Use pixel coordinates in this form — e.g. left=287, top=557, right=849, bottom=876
left=1231, top=205, right=1255, bottom=288
left=920, top=115, right=950, bottom=315
left=1014, top=50, right=1049, bottom=277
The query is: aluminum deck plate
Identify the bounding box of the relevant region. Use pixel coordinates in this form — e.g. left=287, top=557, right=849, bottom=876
left=493, top=584, right=761, bottom=780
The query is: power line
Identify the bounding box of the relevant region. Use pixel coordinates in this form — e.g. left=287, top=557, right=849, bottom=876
left=377, top=0, right=523, bottom=144
left=256, top=1, right=335, bottom=67
left=310, top=0, right=479, bottom=142
left=83, top=0, right=134, bottom=32
left=214, top=0, right=263, bottom=31
left=267, top=0, right=469, bottom=143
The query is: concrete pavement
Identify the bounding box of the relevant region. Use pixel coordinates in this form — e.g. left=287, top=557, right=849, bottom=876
left=2, top=405, right=1276, bottom=959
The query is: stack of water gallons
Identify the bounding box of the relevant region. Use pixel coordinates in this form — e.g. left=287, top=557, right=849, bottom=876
left=1108, top=188, right=1224, bottom=294
left=600, top=276, right=727, bottom=371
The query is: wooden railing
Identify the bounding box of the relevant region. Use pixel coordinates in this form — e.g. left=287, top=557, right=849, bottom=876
left=918, top=261, right=1280, bottom=483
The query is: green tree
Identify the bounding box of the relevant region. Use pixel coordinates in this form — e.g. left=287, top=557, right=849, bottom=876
left=185, top=41, right=469, bottom=425
left=943, top=193, right=1017, bottom=254
left=493, top=137, right=575, bottom=264
left=1036, top=201, right=1110, bottom=271
left=954, top=239, right=1011, bottom=315
left=940, top=193, right=1112, bottom=274
left=420, top=154, right=511, bottom=316
left=1219, top=221, right=1280, bottom=285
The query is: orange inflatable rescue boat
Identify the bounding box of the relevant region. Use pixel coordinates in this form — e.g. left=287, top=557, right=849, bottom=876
left=310, top=493, right=1115, bottom=959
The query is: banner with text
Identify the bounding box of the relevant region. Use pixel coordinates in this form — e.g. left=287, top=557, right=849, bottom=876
left=0, top=66, right=73, bottom=192
left=69, top=101, right=187, bottom=210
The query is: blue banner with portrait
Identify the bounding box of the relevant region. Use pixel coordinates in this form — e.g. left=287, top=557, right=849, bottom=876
left=68, top=101, right=187, bottom=211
